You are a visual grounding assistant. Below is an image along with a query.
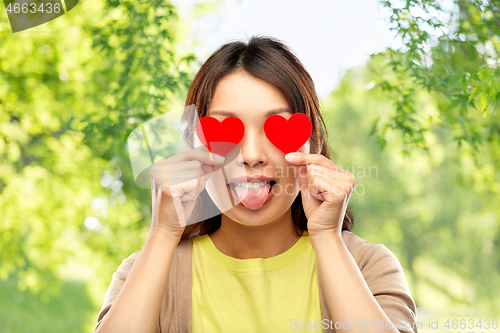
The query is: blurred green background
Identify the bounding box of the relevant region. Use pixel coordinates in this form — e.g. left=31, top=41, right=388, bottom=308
left=0, top=0, right=499, bottom=332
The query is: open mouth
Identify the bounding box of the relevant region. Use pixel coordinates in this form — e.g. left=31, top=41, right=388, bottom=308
left=228, top=180, right=277, bottom=193
left=227, top=180, right=278, bottom=209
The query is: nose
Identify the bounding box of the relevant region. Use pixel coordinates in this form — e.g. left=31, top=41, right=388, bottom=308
left=236, top=125, right=268, bottom=168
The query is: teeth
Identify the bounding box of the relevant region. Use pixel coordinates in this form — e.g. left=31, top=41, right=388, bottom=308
left=234, top=181, right=269, bottom=189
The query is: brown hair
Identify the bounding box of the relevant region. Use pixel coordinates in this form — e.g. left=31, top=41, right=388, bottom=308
left=180, top=36, right=353, bottom=241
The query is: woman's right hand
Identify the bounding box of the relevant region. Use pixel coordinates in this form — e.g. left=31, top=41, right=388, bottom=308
left=149, top=147, right=225, bottom=240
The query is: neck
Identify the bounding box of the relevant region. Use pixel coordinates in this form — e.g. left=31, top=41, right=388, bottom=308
left=209, top=208, right=302, bottom=259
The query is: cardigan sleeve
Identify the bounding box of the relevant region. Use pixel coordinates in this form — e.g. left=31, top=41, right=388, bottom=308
left=94, top=252, right=162, bottom=333
left=343, top=231, right=418, bottom=333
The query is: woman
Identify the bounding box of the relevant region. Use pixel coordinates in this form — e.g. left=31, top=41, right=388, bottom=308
left=94, top=36, right=417, bottom=333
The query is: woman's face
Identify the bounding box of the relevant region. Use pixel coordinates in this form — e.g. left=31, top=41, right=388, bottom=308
left=197, top=69, right=312, bottom=226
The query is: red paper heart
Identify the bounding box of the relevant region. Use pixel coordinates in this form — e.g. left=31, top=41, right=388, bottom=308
left=196, top=116, right=244, bottom=156
left=264, top=113, right=312, bottom=154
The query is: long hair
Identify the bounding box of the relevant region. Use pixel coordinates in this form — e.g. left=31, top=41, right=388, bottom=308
left=180, top=36, right=354, bottom=241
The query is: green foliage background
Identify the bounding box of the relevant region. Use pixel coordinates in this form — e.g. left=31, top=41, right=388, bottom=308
left=0, top=0, right=498, bottom=332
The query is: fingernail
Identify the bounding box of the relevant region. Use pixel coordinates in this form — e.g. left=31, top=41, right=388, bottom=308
left=285, top=153, right=297, bottom=161
left=213, top=154, right=225, bottom=161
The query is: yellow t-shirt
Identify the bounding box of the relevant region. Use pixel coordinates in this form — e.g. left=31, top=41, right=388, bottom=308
left=191, top=231, right=324, bottom=332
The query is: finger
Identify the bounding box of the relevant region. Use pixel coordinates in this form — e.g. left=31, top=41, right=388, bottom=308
left=151, top=168, right=200, bottom=190
left=306, top=164, right=355, bottom=189
left=170, top=178, right=199, bottom=200
left=149, top=150, right=223, bottom=185
left=166, top=169, right=205, bottom=186
left=201, top=162, right=217, bottom=175
left=310, top=175, right=353, bottom=199
left=298, top=165, right=323, bottom=202
left=165, top=161, right=212, bottom=182
left=297, top=165, right=309, bottom=194
left=307, top=181, right=325, bottom=202
left=296, top=165, right=319, bottom=217
left=162, top=160, right=204, bottom=173
left=153, top=159, right=217, bottom=184
left=307, top=165, right=354, bottom=202
left=285, top=152, right=337, bottom=169
left=165, top=147, right=225, bottom=166
left=188, top=173, right=212, bottom=200
left=304, top=167, right=326, bottom=202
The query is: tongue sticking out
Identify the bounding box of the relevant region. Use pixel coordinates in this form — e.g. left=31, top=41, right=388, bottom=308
left=234, top=184, right=271, bottom=210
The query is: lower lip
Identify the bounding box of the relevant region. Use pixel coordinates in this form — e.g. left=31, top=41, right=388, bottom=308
left=227, top=183, right=276, bottom=208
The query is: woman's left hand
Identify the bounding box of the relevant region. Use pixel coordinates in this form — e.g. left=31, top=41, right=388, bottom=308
left=285, top=152, right=355, bottom=237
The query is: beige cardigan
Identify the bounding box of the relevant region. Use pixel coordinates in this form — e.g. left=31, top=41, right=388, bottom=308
left=95, top=231, right=418, bottom=333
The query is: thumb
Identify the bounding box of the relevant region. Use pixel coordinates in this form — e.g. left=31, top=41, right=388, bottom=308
left=297, top=165, right=310, bottom=199
left=297, top=165, right=315, bottom=219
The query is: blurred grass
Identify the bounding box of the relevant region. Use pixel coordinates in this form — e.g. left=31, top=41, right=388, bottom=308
left=0, top=271, right=100, bottom=333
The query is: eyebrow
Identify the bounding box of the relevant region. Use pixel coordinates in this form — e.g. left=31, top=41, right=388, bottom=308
left=208, top=108, right=291, bottom=118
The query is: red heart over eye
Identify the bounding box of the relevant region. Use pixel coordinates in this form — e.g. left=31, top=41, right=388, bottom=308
left=196, top=116, right=244, bottom=156
left=264, top=113, right=312, bottom=154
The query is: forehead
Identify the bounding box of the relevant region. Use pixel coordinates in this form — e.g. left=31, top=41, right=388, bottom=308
left=207, top=70, right=290, bottom=118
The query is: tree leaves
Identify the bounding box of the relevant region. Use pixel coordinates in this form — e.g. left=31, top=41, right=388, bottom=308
left=375, top=0, right=500, bottom=155
left=0, top=0, right=196, bottom=300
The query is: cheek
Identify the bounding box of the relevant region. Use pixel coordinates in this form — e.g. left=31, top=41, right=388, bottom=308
left=276, top=177, right=300, bottom=199
left=205, top=172, right=233, bottom=212
left=298, top=140, right=311, bottom=154
left=192, top=130, right=202, bottom=148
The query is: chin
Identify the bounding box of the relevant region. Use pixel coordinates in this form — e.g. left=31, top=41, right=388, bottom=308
left=225, top=204, right=273, bottom=223
left=225, top=198, right=294, bottom=227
